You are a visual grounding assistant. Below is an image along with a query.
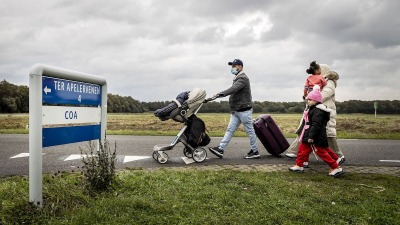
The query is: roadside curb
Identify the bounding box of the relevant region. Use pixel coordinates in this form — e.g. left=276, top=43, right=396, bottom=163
left=136, top=164, right=400, bottom=177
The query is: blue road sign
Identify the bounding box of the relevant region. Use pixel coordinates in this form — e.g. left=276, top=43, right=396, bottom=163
left=42, top=76, right=101, bottom=106
left=42, top=124, right=101, bottom=147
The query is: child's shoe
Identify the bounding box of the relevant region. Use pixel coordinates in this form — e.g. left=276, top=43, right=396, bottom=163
left=328, top=167, right=345, bottom=177
left=303, top=162, right=310, bottom=168
left=289, top=165, right=304, bottom=173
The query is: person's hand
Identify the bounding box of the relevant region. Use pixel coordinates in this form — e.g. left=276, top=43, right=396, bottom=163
left=214, top=93, right=224, bottom=98
left=308, top=139, right=314, bottom=143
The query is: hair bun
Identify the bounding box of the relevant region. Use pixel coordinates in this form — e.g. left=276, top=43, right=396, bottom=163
left=310, top=61, right=317, bottom=67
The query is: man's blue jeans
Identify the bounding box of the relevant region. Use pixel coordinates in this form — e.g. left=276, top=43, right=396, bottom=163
left=219, top=109, right=258, bottom=152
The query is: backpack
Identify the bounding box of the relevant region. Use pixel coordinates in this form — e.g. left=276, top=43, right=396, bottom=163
left=185, top=115, right=210, bottom=148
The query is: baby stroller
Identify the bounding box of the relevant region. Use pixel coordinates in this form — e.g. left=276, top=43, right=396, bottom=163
left=153, top=88, right=214, bottom=164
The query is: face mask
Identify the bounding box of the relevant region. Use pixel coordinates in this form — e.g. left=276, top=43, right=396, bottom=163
left=231, top=68, right=238, bottom=75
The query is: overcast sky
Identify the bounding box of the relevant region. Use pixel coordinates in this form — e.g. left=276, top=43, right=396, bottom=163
left=1, top=0, right=399, bottom=102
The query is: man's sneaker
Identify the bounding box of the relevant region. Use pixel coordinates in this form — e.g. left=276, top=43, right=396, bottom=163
left=303, top=162, right=310, bottom=168
left=289, top=165, right=304, bottom=173
left=209, top=147, right=223, bottom=158
left=336, top=156, right=345, bottom=166
left=285, top=153, right=297, bottom=158
left=244, top=150, right=260, bottom=159
left=329, top=167, right=345, bottom=177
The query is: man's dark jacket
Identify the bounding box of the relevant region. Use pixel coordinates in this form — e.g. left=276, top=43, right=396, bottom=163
left=219, top=72, right=253, bottom=112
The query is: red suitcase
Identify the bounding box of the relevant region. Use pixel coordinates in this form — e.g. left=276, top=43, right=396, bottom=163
left=253, top=114, right=289, bottom=156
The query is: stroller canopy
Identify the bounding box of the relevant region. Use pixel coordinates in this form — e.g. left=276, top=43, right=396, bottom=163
left=186, top=87, right=206, bottom=108
left=154, top=87, right=207, bottom=122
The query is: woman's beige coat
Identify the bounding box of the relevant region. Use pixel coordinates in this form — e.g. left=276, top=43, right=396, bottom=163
left=320, top=64, right=339, bottom=137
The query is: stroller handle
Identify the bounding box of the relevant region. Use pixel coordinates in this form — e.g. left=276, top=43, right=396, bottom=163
left=204, top=96, right=218, bottom=103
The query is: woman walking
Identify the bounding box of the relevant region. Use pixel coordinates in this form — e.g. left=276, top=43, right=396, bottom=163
left=286, top=64, right=345, bottom=164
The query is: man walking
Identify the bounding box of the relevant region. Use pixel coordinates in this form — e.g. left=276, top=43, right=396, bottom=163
left=209, top=59, right=259, bottom=159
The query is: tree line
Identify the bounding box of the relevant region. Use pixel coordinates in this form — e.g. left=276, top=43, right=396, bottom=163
left=144, top=100, right=400, bottom=114
left=0, top=80, right=29, bottom=113
left=1, top=80, right=399, bottom=114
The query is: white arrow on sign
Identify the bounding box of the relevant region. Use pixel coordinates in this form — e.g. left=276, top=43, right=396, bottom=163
left=43, top=86, right=52, bottom=94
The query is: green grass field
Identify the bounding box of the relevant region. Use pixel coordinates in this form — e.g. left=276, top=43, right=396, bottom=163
left=1, top=169, right=399, bottom=224
left=1, top=113, right=400, bottom=139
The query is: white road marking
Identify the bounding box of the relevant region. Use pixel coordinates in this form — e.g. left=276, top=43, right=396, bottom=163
left=123, top=156, right=151, bottom=163
left=181, top=157, right=196, bottom=164
left=64, top=154, right=87, bottom=161
left=10, top=153, right=45, bottom=159
left=10, top=153, right=30, bottom=159
left=9, top=153, right=206, bottom=164
left=379, top=160, right=400, bottom=163
left=181, top=157, right=209, bottom=164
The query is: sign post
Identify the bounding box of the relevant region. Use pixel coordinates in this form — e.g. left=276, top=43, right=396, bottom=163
left=29, top=64, right=107, bottom=207
left=374, top=101, right=378, bottom=118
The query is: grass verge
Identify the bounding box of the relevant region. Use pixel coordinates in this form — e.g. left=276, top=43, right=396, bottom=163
left=1, top=113, right=400, bottom=139
left=1, top=169, right=399, bottom=224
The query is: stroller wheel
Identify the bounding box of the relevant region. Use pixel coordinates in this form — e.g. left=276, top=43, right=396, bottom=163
left=157, top=152, right=169, bottom=164
left=183, top=147, right=193, bottom=158
left=192, top=147, right=207, bottom=163
left=152, top=151, right=159, bottom=160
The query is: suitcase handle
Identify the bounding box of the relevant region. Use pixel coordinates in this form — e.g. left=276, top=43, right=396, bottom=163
left=254, top=115, right=269, bottom=128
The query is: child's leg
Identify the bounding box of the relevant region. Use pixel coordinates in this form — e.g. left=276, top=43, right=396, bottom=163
left=313, top=145, right=339, bottom=169
left=296, top=143, right=312, bottom=167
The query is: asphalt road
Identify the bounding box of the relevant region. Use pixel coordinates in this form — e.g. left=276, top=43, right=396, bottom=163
left=1, top=134, right=399, bottom=177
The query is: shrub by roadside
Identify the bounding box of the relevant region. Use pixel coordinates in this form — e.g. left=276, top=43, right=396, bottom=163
left=80, top=140, right=117, bottom=193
